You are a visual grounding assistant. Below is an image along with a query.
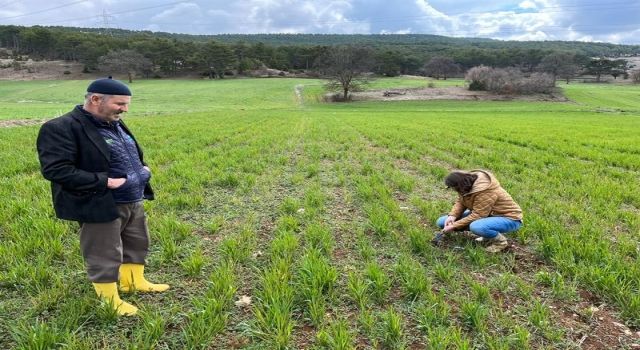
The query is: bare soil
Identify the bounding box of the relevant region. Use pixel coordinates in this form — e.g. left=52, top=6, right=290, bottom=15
left=351, top=86, right=570, bottom=102
left=0, top=119, right=46, bottom=128
left=0, top=59, right=90, bottom=80
left=0, top=58, right=295, bottom=81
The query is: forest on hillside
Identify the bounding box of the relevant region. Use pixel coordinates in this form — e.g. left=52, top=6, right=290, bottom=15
left=1, top=25, right=638, bottom=80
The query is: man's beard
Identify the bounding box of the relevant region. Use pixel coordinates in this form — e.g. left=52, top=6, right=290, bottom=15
left=99, top=106, right=122, bottom=121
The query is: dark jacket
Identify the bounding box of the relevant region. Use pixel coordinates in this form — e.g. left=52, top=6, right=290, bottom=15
left=37, top=106, right=154, bottom=223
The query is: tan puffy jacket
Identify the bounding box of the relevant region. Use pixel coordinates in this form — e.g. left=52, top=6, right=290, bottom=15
left=448, top=170, right=523, bottom=230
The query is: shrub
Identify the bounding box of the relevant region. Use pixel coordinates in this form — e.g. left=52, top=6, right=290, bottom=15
left=465, top=65, right=492, bottom=91
left=465, top=65, right=555, bottom=94
left=468, top=80, right=484, bottom=91
left=521, top=72, right=555, bottom=94
left=485, top=67, right=518, bottom=93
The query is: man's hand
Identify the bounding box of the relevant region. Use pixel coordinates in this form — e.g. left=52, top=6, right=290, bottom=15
left=143, top=166, right=150, bottom=173
left=107, top=177, right=126, bottom=189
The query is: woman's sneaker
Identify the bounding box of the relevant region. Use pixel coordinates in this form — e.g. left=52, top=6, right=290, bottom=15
left=485, top=234, right=508, bottom=253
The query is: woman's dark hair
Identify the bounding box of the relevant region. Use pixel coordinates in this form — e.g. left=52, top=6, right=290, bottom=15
left=445, top=172, right=478, bottom=195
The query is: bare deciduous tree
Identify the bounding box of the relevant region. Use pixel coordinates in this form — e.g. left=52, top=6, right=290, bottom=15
left=538, top=52, right=580, bottom=84
left=315, top=45, right=375, bottom=101
left=630, top=69, right=640, bottom=84
left=423, top=56, right=460, bottom=80
left=98, top=49, right=152, bottom=83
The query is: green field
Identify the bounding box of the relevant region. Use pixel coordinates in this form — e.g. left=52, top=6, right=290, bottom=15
left=1, top=77, right=639, bottom=349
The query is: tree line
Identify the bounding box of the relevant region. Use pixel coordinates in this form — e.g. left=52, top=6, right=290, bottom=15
left=9, top=26, right=639, bottom=57
left=0, top=25, right=636, bottom=85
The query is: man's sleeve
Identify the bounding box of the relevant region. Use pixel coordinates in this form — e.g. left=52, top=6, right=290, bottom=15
left=37, top=122, right=108, bottom=191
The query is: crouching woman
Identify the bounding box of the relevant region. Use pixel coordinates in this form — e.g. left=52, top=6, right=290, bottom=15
left=436, top=170, right=523, bottom=252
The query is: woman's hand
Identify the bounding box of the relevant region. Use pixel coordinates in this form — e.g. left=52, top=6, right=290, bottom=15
left=444, top=215, right=456, bottom=227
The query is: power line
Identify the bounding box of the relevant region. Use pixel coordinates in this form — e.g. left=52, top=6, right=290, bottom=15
left=5, top=0, right=638, bottom=42
left=25, top=1, right=190, bottom=26
left=93, top=1, right=189, bottom=17
left=0, top=0, right=88, bottom=20
left=11, top=0, right=639, bottom=27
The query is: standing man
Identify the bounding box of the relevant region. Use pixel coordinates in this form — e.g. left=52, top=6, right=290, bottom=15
left=37, top=77, right=169, bottom=316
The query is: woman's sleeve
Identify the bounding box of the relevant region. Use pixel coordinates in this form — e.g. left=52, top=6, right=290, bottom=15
left=451, top=192, right=498, bottom=229
left=448, top=197, right=466, bottom=218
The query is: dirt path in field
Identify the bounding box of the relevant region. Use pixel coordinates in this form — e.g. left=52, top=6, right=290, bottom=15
left=351, top=86, right=569, bottom=102
left=0, top=119, right=46, bottom=128
left=294, top=84, right=304, bottom=106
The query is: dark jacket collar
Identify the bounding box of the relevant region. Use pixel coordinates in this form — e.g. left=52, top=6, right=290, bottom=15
left=69, top=106, right=110, bottom=161
left=76, top=105, right=120, bottom=128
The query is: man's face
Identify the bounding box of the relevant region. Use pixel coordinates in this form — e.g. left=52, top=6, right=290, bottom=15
left=95, top=95, right=131, bottom=122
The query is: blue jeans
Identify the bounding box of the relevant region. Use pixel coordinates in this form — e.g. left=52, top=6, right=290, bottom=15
left=436, top=210, right=522, bottom=239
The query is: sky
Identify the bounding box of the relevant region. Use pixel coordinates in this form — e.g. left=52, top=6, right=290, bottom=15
left=0, top=0, right=639, bottom=44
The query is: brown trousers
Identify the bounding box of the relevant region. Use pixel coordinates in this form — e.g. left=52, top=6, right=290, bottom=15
left=80, top=201, right=149, bottom=282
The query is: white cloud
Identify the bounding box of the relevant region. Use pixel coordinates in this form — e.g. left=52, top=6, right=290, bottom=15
left=380, top=28, right=413, bottom=34
left=603, top=29, right=640, bottom=45
left=144, top=24, right=161, bottom=32
left=151, top=3, right=202, bottom=22
left=1, top=0, right=639, bottom=44
left=565, top=27, right=594, bottom=42
left=510, top=30, right=549, bottom=40
left=238, top=0, right=366, bottom=34
left=518, top=1, right=537, bottom=9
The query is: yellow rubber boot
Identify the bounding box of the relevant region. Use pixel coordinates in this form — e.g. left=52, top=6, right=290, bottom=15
left=119, top=263, right=170, bottom=293
left=92, top=282, right=138, bottom=316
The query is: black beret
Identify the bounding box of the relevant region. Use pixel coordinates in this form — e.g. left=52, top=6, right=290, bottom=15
left=87, top=77, right=132, bottom=96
